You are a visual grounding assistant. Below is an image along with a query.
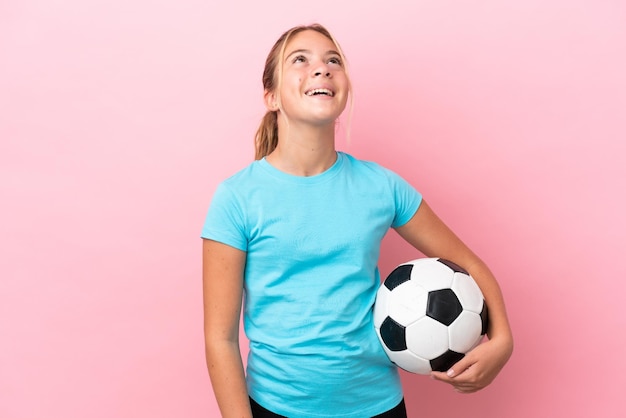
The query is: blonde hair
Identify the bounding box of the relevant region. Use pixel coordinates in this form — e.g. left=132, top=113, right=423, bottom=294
left=254, top=23, right=353, bottom=160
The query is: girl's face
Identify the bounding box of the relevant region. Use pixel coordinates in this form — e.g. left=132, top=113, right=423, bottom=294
left=269, top=30, right=349, bottom=127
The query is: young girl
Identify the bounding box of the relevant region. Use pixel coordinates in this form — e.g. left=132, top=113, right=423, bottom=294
left=202, top=24, right=513, bottom=418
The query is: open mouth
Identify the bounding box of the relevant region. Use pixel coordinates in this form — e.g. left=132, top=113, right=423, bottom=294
left=305, top=88, right=335, bottom=97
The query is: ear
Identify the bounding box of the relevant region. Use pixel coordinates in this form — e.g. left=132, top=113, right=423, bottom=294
left=264, top=90, right=279, bottom=112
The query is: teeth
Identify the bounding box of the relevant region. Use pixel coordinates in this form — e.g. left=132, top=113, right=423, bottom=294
left=306, top=88, right=334, bottom=97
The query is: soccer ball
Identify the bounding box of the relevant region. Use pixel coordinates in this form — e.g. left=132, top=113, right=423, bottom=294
left=373, top=258, right=489, bottom=375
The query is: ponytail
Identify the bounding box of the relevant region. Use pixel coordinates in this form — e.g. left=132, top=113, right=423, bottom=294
left=254, top=110, right=278, bottom=160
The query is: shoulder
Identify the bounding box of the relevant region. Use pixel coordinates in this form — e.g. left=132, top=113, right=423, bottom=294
left=206, top=161, right=262, bottom=210
left=339, top=152, right=404, bottom=182
left=340, top=152, right=384, bottom=172
left=339, top=152, right=421, bottom=197
left=214, top=159, right=271, bottom=194
left=220, top=160, right=262, bottom=184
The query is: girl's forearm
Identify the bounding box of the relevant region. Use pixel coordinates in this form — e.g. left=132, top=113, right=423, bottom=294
left=205, top=340, right=252, bottom=418
left=466, top=260, right=513, bottom=350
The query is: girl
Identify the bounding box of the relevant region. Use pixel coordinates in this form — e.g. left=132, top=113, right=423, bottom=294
left=202, top=23, right=513, bottom=418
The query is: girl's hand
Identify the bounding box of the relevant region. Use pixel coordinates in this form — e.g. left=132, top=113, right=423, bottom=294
left=430, top=336, right=513, bottom=393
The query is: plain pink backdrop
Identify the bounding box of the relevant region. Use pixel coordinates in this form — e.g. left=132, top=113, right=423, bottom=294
left=1, top=1, right=625, bottom=417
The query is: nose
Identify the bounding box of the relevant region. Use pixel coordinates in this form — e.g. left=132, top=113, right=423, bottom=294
left=312, top=61, right=332, bottom=78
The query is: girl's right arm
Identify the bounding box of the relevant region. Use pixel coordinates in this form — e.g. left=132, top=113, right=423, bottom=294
left=202, top=238, right=252, bottom=417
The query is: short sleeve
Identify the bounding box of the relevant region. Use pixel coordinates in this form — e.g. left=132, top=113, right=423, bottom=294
left=201, top=182, right=248, bottom=251
left=386, top=169, right=423, bottom=228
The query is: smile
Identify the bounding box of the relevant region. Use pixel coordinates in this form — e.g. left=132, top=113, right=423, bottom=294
left=305, top=88, right=335, bottom=97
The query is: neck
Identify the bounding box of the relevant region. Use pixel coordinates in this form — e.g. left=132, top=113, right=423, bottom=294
left=266, top=120, right=337, bottom=177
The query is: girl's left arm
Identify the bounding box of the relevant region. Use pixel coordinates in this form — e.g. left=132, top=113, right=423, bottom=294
left=394, top=200, right=514, bottom=393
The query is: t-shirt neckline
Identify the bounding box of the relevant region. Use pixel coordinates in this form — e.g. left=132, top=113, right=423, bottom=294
left=258, top=152, right=345, bottom=184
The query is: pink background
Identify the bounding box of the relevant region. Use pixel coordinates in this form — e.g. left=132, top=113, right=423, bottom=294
left=2, top=1, right=625, bottom=417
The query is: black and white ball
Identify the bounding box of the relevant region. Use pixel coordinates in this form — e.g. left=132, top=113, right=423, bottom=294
left=374, top=258, right=489, bottom=375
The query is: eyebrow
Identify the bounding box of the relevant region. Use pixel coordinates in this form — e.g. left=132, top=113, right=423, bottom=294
left=284, top=48, right=341, bottom=62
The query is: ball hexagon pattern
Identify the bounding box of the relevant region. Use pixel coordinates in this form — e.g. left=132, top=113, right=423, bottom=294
left=373, top=258, right=489, bottom=374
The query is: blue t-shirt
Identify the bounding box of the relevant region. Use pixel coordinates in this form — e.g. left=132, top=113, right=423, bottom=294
left=202, top=152, right=422, bottom=417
